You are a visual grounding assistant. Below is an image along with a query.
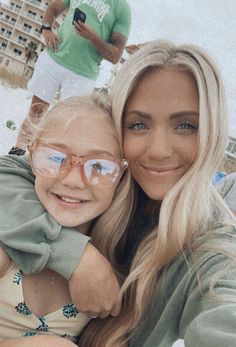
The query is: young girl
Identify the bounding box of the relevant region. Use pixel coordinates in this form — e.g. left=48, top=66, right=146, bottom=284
left=0, top=94, right=132, bottom=345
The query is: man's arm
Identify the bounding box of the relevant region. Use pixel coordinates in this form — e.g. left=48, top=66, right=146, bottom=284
left=41, top=0, right=68, bottom=51
left=74, top=23, right=128, bottom=64
left=74, top=0, right=131, bottom=64
left=43, top=0, right=67, bottom=24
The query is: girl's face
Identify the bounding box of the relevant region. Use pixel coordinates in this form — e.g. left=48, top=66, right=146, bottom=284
left=34, top=109, right=121, bottom=232
left=123, top=67, right=199, bottom=201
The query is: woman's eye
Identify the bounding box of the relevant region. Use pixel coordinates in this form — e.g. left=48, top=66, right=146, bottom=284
left=176, top=122, right=198, bottom=133
left=128, top=122, right=147, bottom=130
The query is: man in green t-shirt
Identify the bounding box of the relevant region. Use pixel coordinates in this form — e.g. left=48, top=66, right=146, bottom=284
left=10, top=0, right=131, bottom=155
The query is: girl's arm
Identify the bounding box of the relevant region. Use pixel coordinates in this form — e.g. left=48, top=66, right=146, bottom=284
left=0, top=154, right=121, bottom=317
left=0, top=154, right=90, bottom=278
left=0, top=335, right=77, bottom=347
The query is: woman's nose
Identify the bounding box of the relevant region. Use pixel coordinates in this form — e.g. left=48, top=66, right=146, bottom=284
left=148, top=129, right=174, bottom=160
left=60, top=164, right=86, bottom=188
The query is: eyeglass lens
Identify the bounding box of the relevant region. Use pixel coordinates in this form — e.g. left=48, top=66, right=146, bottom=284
left=31, top=147, right=121, bottom=186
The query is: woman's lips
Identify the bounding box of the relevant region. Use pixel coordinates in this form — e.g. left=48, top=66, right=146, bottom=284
left=142, top=165, right=181, bottom=177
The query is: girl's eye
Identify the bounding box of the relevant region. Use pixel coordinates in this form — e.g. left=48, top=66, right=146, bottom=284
left=176, top=122, right=198, bottom=133
left=49, top=155, right=64, bottom=163
left=127, top=122, right=148, bottom=131
left=92, top=162, right=103, bottom=174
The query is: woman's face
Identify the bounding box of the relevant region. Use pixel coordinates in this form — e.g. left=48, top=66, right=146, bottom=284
left=123, top=67, right=199, bottom=201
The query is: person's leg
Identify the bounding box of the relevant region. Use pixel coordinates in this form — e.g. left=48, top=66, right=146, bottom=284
left=9, top=51, right=61, bottom=154
left=60, top=68, right=96, bottom=100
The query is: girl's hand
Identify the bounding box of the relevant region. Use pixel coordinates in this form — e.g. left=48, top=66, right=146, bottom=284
left=69, top=244, right=121, bottom=318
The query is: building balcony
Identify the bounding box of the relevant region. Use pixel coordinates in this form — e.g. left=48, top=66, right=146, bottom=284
left=16, top=24, right=43, bottom=42
left=0, top=45, right=7, bottom=52
left=1, top=3, right=21, bottom=14
left=16, top=39, right=27, bottom=47
left=0, top=17, right=17, bottom=27
left=10, top=6, right=21, bottom=13
left=0, top=31, right=12, bottom=39
left=22, top=26, right=31, bottom=33
left=0, top=49, right=24, bottom=63
left=24, top=0, right=45, bottom=10
left=20, top=11, right=42, bottom=24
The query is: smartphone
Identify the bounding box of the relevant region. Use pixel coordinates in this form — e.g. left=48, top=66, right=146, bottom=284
left=72, top=8, right=86, bottom=24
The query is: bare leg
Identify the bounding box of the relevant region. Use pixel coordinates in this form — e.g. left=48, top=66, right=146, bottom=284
left=15, top=95, right=49, bottom=150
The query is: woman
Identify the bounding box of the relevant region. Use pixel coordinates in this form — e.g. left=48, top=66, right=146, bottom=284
left=1, top=40, right=236, bottom=346
left=78, top=40, right=236, bottom=346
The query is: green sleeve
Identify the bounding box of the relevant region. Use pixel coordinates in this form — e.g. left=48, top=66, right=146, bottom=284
left=179, top=242, right=236, bottom=346
left=62, top=0, right=70, bottom=9
left=112, top=0, right=131, bottom=37
left=0, top=154, right=90, bottom=279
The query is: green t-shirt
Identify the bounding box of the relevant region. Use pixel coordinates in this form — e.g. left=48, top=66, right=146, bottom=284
left=47, top=0, right=131, bottom=80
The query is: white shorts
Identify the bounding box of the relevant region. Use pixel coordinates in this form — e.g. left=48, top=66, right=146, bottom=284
left=28, top=50, right=96, bottom=103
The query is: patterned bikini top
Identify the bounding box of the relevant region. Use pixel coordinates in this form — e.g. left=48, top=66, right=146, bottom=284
left=0, top=262, right=90, bottom=342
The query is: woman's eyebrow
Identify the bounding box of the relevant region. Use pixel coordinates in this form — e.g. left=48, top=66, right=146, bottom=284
left=125, top=110, right=152, bottom=119
left=170, top=111, right=199, bottom=119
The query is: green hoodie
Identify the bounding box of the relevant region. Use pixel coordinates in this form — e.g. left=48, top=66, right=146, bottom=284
left=0, top=154, right=90, bottom=279
left=129, top=225, right=236, bottom=346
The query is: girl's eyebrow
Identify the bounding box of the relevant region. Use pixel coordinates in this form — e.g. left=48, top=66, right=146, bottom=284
left=45, top=143, right=116, bottom=157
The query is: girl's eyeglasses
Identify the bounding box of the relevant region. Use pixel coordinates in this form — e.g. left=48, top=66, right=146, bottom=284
left=28, top=142, right=129, bottom=187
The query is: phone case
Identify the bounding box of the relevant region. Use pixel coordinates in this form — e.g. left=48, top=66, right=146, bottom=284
left=73, top=8, right=86, bottom=24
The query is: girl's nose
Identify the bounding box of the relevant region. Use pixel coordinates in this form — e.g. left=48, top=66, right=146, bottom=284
left=60, top=164, right=86, bottom=188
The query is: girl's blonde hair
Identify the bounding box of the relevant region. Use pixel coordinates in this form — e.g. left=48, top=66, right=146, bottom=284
left=31, top=93, right=113, bottom=143
left=32, top=92, right=134, bottom=306
left=79, top=41, right=236, bottom=346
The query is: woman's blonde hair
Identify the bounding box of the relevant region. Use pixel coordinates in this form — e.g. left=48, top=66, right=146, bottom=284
left=79, top=41, right=236, bottom=346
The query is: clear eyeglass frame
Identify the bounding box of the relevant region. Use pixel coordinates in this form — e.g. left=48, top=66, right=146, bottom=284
left=27, top=141, right=129, bottom=187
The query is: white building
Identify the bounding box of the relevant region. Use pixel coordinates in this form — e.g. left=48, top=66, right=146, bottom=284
left=0, top=0, right=50, bottom=78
